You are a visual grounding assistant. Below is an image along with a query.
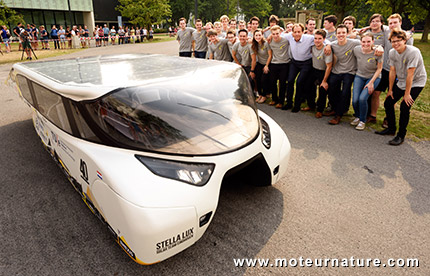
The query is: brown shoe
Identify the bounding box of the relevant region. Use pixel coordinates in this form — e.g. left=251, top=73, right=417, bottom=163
left=301, top=107, right=314, bottom=111
left=366, top=116, right=377, bottom=123
left=258, top=96, right=267, bottom=104
left=323, top=110, right=335, bottom=116
left=275, top=103, right=283, bottom=109
left=328, top=116, right=341, bottom=125
left=315, top=112, right=323, bottom=118
left=269, top=101, right=276, bottom=106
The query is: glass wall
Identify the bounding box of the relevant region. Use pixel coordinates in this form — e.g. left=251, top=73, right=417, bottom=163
left=44, top=10, right=55, bottom=31
left=55, top=11, right=67, bottom=28
left=5, top=0, right=91, bottom=11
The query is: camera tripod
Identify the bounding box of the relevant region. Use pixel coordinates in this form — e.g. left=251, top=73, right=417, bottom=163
left=21, top=41, right=37, bottom=60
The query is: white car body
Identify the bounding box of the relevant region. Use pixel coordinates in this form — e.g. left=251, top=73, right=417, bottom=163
left=10, top=54, right=290, bottom=264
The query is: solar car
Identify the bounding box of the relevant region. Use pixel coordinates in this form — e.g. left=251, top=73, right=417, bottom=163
left=9, top=54, right=291, bottom=264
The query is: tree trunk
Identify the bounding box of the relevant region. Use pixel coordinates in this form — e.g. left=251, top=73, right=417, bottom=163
left=421, top=12, right=430, bottom=42
left=335, top=0, right=345, bottom=23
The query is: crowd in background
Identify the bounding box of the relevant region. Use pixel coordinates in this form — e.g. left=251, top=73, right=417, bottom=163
left=176, top=13, right=426, bottom=146
left=0, top=23, right=158, bottom=53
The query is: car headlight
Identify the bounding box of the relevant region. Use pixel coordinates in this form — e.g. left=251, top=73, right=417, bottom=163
left=260, top=117, right=271, bottom=149
left=135, top=155, right=215, bottom=186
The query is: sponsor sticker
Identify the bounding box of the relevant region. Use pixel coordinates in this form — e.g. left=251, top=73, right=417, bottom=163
left=119, top=238, right=136, bottom=259
left=156, top=228, right=194, bottom=254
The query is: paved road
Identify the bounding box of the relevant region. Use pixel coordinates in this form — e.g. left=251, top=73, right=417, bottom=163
left=1, top=41, right=429, bottom=276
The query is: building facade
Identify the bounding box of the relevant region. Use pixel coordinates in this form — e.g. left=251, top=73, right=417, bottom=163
left=4, top=0, right=95, bottom=32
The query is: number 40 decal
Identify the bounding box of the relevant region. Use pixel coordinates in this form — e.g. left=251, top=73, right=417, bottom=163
left=80, top=159, right=89, bottom=184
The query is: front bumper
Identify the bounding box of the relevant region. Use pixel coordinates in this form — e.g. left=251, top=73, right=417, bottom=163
left=89, top=110, right=290, bottom=264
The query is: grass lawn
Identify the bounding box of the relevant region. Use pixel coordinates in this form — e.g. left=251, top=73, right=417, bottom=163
left=0, top=34, right=175, bottom=65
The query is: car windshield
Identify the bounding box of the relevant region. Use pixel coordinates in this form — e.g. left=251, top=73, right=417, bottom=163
left=83, top=67, right=259, bottom=155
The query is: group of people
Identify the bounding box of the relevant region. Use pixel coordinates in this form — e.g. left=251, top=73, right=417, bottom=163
left=176, top=13, right=427, bottom=146
left=1, top=23, right=156, bottom=54
left=96, top=25, right=154, bottom=47
left=5, top=23, right=91, bottom=52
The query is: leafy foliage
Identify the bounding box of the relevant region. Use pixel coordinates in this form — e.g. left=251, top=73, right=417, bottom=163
left=238, top=0, right=272, bottom=20
left=0, top=0, right=25, bottom=27
left=407, top=0, right=430, bottom=42
left=116, top=0, right=172, bottom=28
left=170, top=0, right=194, bottom=24
left=169, top=0, right=272, bottom=24
left=297, top=0, right=361, bottom=21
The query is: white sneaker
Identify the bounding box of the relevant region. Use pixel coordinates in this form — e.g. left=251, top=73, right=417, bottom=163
left=350, top=117, right=360, bottom=126
left=355, top=121, right=365, bottom=130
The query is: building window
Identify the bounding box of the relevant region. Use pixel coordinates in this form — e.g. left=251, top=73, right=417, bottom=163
left=44, top=10, right=55, bottom=31
left=55, top=11, right=66, bottom=28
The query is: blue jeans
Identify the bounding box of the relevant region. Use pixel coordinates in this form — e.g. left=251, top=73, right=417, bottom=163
left=352, top=75, right=381, bottom=122
left=194, top=51, right=207, bottom=58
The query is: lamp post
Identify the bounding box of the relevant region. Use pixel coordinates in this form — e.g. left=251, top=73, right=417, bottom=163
left=67, top=0, right=73, bottom=27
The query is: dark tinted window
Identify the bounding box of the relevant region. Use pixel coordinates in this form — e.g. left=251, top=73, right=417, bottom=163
left=70, top=102, right=100, bottom=142
left=16, top=75, right=33, bottom=105
left=32, top=82, right=72, bottom=133
left=83, top=68, right=259, bottom=155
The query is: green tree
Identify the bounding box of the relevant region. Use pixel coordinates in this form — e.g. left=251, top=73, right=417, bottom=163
left=298, top=0, right=361, bottom=22
left=170, top=0, right=194, bottom=25
left=238, top=0, right=272, bottom=20
left=366, top=0, right=410, bottom=16
left=116, top=0, right=171, bottom=29
left=170, top=0, right=272, bottom=24
left=366, top=0, right=429, bottom=42
left=0, top=0, right=25, bottom=27
left=198, top=0, right=228, bottom=22
left=407, top=0, right=430, bottom=42
left=272, top=0, right=310, bottom=19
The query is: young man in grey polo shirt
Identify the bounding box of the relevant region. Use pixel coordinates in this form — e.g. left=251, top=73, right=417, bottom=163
left=226, top=30, right=237, bottom=56
left=268, top=25, right=291, bottom=109
left=305, top=18, right=316, bottom=35
left=326, top=25, right=384, bottom=125
left=368, top=14, right=386, bottom=47
left=248, top=16, right=260, bottom=39
left=375, top=29, right=426, bottom=145
left=232, top=30, right=254, bottom=70
left=326, top=24, right=361, bottom=125
left=368, top=13, right=414, bottom=125
left=177, top=17, right=196, bottom=57
left=208, top=30, right=232, bottom=62
left=323, top=15, right=337, bottom=42
left=312, top=29, right=333, bottom=118
left=192, top=19, right=208, bottom=59
left=263, top=15, right=282, bottom=38
left=232, top=29, right=255, bottom=88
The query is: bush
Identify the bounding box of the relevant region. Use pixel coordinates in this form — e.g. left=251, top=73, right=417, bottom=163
left=154, top=28, right=167, bottom=33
